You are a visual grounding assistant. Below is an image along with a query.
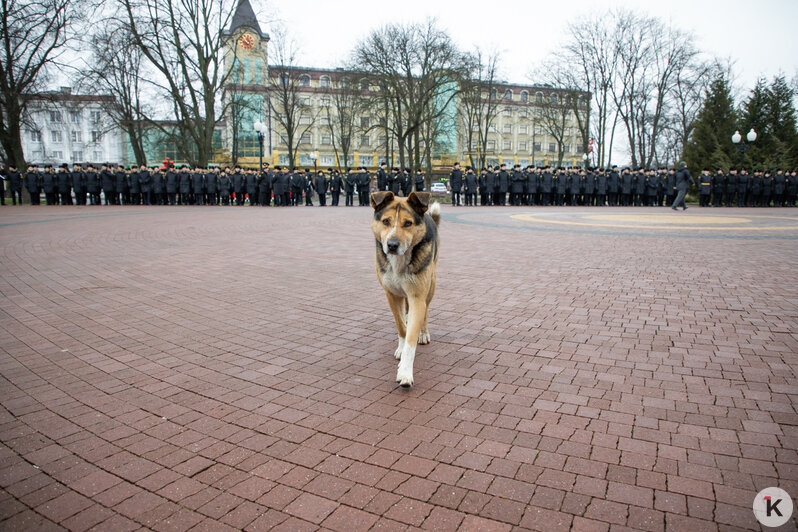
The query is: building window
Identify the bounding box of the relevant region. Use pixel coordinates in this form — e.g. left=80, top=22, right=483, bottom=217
left=534, top=108, right=542, bottom=118
left=360, top=155, right=373, bottom=166
left=72, top=150, right=83, bottom=161
left=360, top=116, right=370, bottom=128
left=535, top=92, right=544, bottom=103
left=489, top=88, right=497, bottom=99
left=533, top=142, right=541, bottom=152
left=51, top=151, right=63, bottom=160
left=279, top=134, right=288, bottom=145
left=519, top=111, right=529, bottom=119
left=360, top=79, right=370, bottom=91
left=278, top=154, right=290, bottom=165
left=50, top=111, right=62, bottom=122
left=71, top=131, right=82, bottom=143
left=503, top=108, right=513, bottom=117
left=503, top=123, right=512, bottom=133
left=30, top=131, right=42, bottom=142
left=90, top=110, right=101, bottom=123
left=548, top=143, right=556, bottom=152
left=91, top=131, right=102, bottom=143
left=279, top=73, right=289, bottom=86
left=519, top=141, right=528, bottom=151
left=93, top=150, right=102, bottom=160
left=550, top=93, right=559, bottom=104
left=534, top=126, right=544, bottom=135
left=520, top=91, right=529, bottom=102
left=470, top=140, right=479, bottom=150
left=320, top=76, right=330, bottom=88
left=299, top=114, right=312, bottom=125
left=487, top=140, right=496, bottom=150
left=320, top=154, right=335, bottom=166
left=564, top=144, right=571, bottom=153
left=299, top=132, right=311, bottom=144
left=320, top=96, right=330, bottom=107
left=360, top=135, right=370, bottom=147
left=69, top=111, right=81, bottom=123
left=519, top=125, right=529, bottom=134
left=503, top=140, right=512, bottom=150
left=503, top=89, right=512, bottom=100
left=299, top=97, right=311, bottom=107
left=51, top=130, right=63, bottom=143
left=321, top=134, right=332, bottom=145
left=378, top=136, right=387, bottom=147
left=299, top=75, right=310, bottom=87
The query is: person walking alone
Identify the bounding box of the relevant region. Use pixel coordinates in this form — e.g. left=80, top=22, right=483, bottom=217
left=671, top=162, right=695, bottom=211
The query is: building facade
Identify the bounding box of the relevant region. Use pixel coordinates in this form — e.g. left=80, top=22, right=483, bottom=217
left=20, top=89, right=126, bottom=166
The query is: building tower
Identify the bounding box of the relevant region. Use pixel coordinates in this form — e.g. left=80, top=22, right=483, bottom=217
left=221, top=0, right=269, bottom=167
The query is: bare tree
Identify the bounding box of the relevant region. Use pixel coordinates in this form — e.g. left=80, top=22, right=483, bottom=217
left=321, top=74, right=363, bottom=171
left=268, top=30, right=317, bottom=170
left=118, top=0, right=238, bottom=167
left=352, top=18, right=467, bottom=172
left=80, top=23, right=148, bottom=166
left=538, top=91, right=572, bottom=168
left=458, top=48, right=501, bottom=170
left=0, top=0, right=82, bottom=168
left=611, top=11, right=699, bottom=168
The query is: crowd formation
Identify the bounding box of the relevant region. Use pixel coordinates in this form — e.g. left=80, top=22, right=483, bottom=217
left=3, top=161, right=797, bottom=208
left=0, top=163, right=377, bottom=207
left=443, top=162, right=798, bottom=208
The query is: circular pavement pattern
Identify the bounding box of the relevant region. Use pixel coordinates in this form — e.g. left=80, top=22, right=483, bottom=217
left=446, top=207, right=798, bottom=238
left=1, top=205, right=797, bottom=531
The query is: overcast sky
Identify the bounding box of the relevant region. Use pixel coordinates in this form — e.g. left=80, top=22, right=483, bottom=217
left=261, top=0, right=797, bottom=95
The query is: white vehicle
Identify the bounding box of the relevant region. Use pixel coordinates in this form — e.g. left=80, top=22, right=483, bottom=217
left=430, top=182, right=448, bottom=193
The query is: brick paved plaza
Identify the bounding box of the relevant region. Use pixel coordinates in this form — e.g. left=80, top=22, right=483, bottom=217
left=1, top=204, right=797, bottom=531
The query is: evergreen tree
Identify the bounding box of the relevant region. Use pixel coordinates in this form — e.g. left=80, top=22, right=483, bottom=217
left=739, top=78, right=773, bottom=170
left=682, top=74, right=737, bottom=172
left=767, top=76, right=798, bottom=168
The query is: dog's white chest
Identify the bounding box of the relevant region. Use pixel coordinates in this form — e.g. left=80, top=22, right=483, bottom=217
left=381, top=256, right=412, bottom=296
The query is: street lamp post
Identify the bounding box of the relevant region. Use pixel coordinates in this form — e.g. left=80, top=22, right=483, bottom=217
left=309, top=151, right=317, bottom=173
left=254, top=120, right=266, bottom=171
left=582, top=153, right=589, bottom=170
left=731, top=129, right=757, bottom=172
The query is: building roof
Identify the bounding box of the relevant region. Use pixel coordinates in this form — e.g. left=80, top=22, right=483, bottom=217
left=225, top=0, right=268, bottom=40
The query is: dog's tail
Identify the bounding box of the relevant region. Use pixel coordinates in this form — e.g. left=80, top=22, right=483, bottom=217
left=428, top=201, right=441, bottom=226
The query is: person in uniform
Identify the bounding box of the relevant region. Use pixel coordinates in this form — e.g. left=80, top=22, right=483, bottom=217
left=510, top=164, right=524, bottom=206
left=463, top=166, right=477, bottom=206
left=698, top=169, right=711, bottom=207
left=786, top=170, right=797, bottom=207
left=329, top=169, right=342, bottom=206
left=257, top=164, right=270, bottom=206
left=359, top=167, right=371, bottom=205
left=99, top=164, right=115, bottom=205
left=583, top=167, right=595, bottom=206
left=387, top=167, right=398, bottom=195
left=620, top=167, right=632, bottom=206
left=485, top=165, right=496, bottom=206
left=269, top=166, right=282, bottom=206
left=25, top=164, right=42, bottom=205
left=540, top=166, right=552, bottom=206
left=218, top=170, right=231, bottom=205
left=204, top=167, right=217, bottom=205
left=525, top=166, right=537, bottom=206
left=725, top=168, right=737, bottom=207
left=315, top=170, right=327, bottom=206
left=607, top=165, right=619, bottom=206
left=165, top=166, right=178, bottom=205
left=762, top=170, right=773, bottom=207
left=497, top=163, right=510, bottom=206
left=86, top=165, right=101, bottom=205
left=448, top=162, right=463, bottom=206
left=400, top=168, right=412, bottom=197
left=6, top=164, right=23, bottom=205
left=671, top=161, right=694, bottom=211
left=414, top=168, right=425, bottom=192
left=137, top=165, right=151, bottom=205
left=478, top=167, right=488, bottom=206
left=712, top=168, right=724, bottom=207
left=56, top=164, right=72, bottom=205
left=151, top=167, right=164, bottom=205
left=343, top=168, right=355, bottom=206
left=595, top=167, right=607, bottom=206
left=737, top=168, right=749, bottom=207
left=303, top=170, right=314, bottom=206
left=645, top=169, right=657, bottom=207
left=377, top=162, right=388, bottom=191
left=774, top=169, right=787, bottom=207
left=41, top=165, right=57, bottom=205
left=568, top=168, right=581, bottom=206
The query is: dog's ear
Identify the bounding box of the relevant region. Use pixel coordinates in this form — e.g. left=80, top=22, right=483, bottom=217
left=370, top=191, right=394, bottom=211
left=406, top=192, right=431, bottom=215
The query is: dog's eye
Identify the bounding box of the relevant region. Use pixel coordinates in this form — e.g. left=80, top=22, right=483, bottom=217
left=382, top=219, right=391, bottom=226
left=403, top=221, right=413, bottom=228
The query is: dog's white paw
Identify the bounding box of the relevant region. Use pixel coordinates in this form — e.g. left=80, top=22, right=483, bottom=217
left=394, top=337, right=405, bottom=360
left=418, top=331, right=430, bottom=345
left=396, top=367, right=414, bottom=388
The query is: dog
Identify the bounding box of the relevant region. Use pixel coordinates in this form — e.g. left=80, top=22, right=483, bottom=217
left=370, top=191, right=440, bottom=388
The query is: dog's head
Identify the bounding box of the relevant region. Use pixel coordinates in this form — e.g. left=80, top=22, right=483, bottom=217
left=371, top=191, right=431, bottom=256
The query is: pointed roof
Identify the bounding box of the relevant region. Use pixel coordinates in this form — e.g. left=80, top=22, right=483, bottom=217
left=225, top=0, right=268, bottom=40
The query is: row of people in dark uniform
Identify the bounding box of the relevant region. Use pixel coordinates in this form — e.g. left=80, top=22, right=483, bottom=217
left=443, top=163, right=798, bottom=208
left=0, top=163, right=376, bottom=207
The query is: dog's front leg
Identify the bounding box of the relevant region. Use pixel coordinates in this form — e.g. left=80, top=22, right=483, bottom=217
left=397, top=295, right=425, bottom=388
left=385, top=291, right=407, bottom=360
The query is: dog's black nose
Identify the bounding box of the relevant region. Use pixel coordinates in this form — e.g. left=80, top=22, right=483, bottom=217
left=387, top=240, right=399, bottom=253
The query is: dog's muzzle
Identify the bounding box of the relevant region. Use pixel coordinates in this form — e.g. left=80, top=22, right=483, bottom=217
left=386, top=239, right=400, bottom=254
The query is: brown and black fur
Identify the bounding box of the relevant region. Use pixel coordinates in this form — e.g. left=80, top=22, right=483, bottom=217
left=370, top=191, right=441, bottom=387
